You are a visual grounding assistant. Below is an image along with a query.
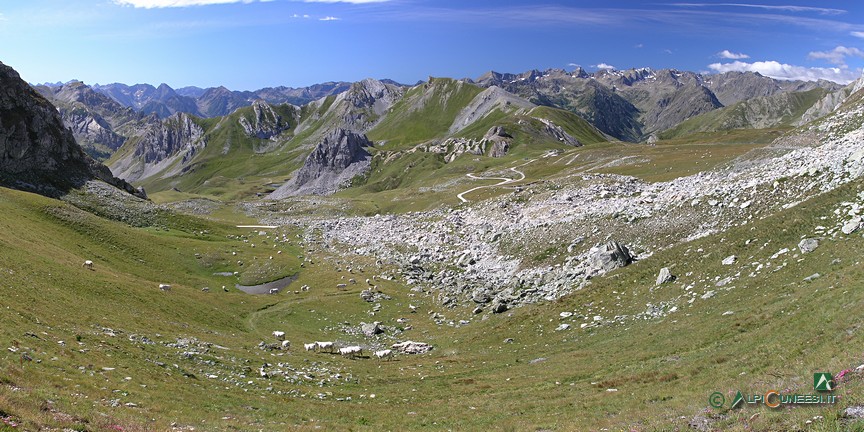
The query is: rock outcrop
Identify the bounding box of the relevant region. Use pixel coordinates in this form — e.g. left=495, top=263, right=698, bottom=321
left=0, top=61, right=144, bottom=198
left=238, top=100, right=288, bottom=140
left=537, top=118, right=582, bottom=147
left=109, top=112, right=206, bottom=182
left=585, top=241, right=634, bottom=277
left=34, top=81, right=144, bottom=160
left=269, top=128, right=373, bottom=198
left=485, top=126, right=513, bottom=158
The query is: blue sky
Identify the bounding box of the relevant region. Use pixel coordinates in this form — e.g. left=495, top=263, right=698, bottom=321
left=1, top=0, right=863, bottom=90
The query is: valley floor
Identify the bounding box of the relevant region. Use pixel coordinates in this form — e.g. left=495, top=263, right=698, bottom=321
left=3, top=125, right=864, bottom=431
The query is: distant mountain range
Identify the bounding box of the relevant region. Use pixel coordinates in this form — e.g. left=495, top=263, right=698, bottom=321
left=30, top=67, right=853, bottom=200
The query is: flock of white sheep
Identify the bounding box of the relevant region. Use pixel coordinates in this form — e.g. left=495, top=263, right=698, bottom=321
left=274, top=332, right=394, bottom=361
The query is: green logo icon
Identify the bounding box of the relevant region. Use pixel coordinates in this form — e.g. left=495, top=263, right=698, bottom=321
left=814, top=373, right=834, bottom=392
left=709, top=392, right=725, bottom=408
left=731, top=390, right=744, bottom=409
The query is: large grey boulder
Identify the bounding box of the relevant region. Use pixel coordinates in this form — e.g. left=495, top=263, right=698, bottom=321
left=798, top=238, right=819, bottom=253
left=842, top=218, right=862, bottom=235
left=588, top=241, right=633, bottom=275
left=361, top=322, right=382, bottom=337
left=656, top=267, right=675, bottom=285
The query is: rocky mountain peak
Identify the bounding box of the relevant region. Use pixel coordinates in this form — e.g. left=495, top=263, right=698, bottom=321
left=0, top=61, right=143, bottom=197
left=268, top=128, right=373, bottom=198
left=345, top=78, right=403, bottom=114
left=238, top=100, right=288, bottom=140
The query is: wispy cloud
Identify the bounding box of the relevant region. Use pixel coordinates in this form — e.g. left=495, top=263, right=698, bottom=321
left=593, top=63, right=616, bottom=70
left=113, top=0, right=262, bottom=8
left=717, top=49, right=749, bottom=59
left=708, top=60, right=861, bottom=84
left=319, top=16, right=339, bottom=21
left=568, top=63, right=581, bottom=68
left=300, top=0, right=390, bottom=3
left=634, top=43, right=644, bottom=48
left=807, top=46, right=864, bottom=66
left=852, top=31, right=864, bottom=39
left=668, top=3, right=846, bottom=15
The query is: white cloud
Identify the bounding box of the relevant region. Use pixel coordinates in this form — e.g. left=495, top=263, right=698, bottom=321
left=708, top=60, right=862, bottom=84
left=114, top=0, right=259, bottom=8
left=114, top=0, right=389, bottom=5
left=807, top=46, right=864, bottom=66
left=319, top=16, right=340, bottom=21
left=717, top=49, right=749, bottom=59
left=593, top=63, right=616, bottom=70
left=301, top=0, right=390, bottom=2
left=669, top=3, right=845, bottom=15
left=852, top=31, right=864, bottom=39
left=634, top=43, right=643, bottom=49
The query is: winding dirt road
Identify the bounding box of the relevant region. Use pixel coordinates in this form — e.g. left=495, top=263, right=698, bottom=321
left=457, top=159, right=534, bottom=203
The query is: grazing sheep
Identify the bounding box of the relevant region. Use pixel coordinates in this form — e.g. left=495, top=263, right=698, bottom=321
left=374, top=349, right=393, bottom=361
left=349, top=278, right=356, bottom=285
left=336, top=283, right=347, bottom=290
left=281, top=340, right=291, bottom=349
left=409, top=304, right=417, bottom=313
left=272, top=331, right=285, bottom=341
left=303, top=343, right=317, bottom=352
left=159, top=284, right=171, bottom=291
left=315, top=341, right=334, bottom=353
left=82, top=260, right=94, bottom=270
left=201, top=287, right=210, bottom=292
left=269, top=288, right=279, bottom=294
left=365, top=278, right=371, bottom=285
left=339, top=346, right=363, bottom=359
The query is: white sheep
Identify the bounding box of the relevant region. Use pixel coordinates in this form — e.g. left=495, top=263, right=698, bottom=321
left=374, top=349, right=393, bottom=361
left=349, top=278, right=356, bottom=284
left=272, top=331, right=285, bottom=341
left=159, top=284, right=171, bottom=291
left=303, top=343, right=317, bottom=352
left=336, top=283, right=347, bottom=290
left=281, top=340, right=291, bottom=349
left=82, top=260, right=94, bottom=270
left=269, top=288, right=279, bottom=294
left=315, top=341, right=334, bottom=353
left=339, top=346, right=363, bottom=359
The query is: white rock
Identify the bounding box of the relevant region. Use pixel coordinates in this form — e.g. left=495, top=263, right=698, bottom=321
left=798, top=238, right=819, bottom=253
left=722, top=255, right=737, bottom=265
left=842, top=218, right=862, bottom=235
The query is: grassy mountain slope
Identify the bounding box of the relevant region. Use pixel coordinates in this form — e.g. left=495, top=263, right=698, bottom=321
left=109, top=103, right=306, bottom=201
left=661, top=88, right=828, bottom=139
left=367, top=78, right=485, bottom=148
left=1, top=170, right=863, bottom=430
